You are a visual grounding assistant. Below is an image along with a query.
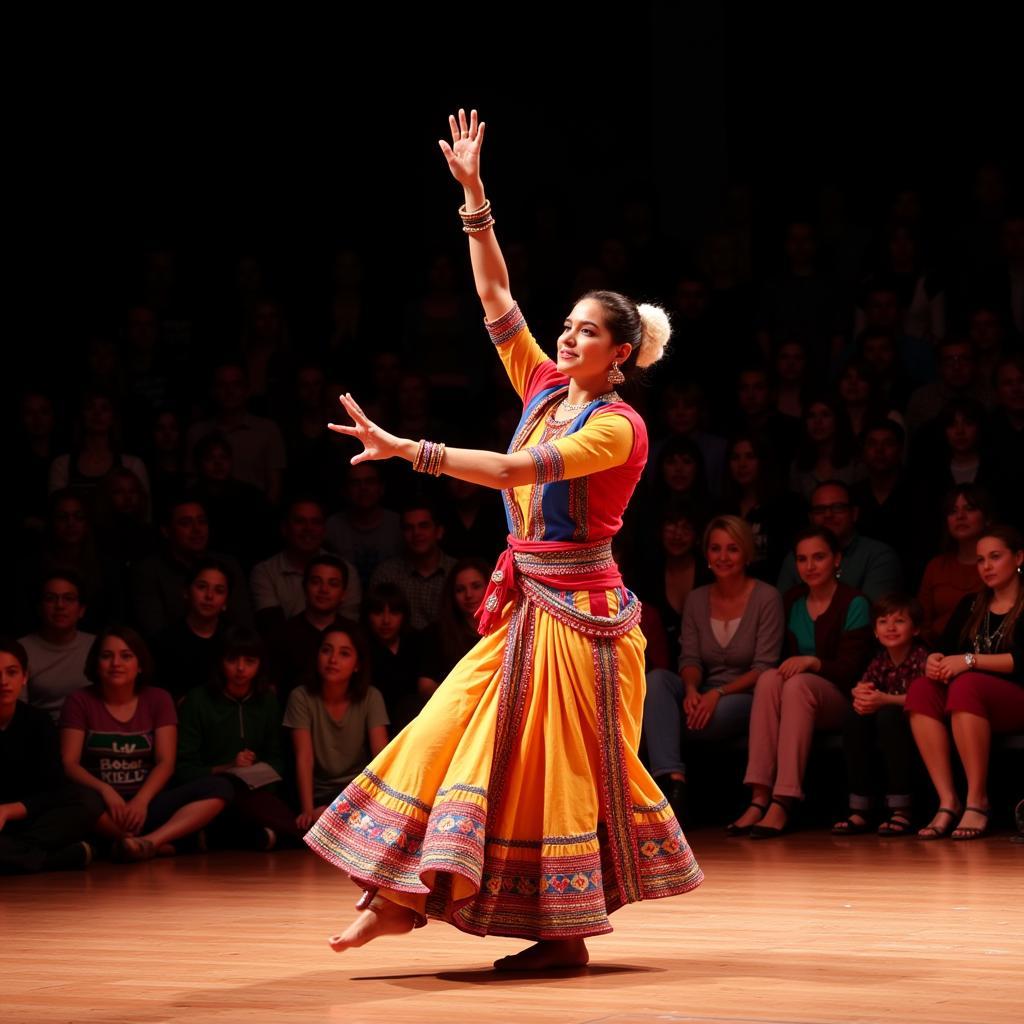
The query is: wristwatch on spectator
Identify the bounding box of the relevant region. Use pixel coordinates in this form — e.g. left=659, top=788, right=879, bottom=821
left=964, top=653, right=977, bottom=670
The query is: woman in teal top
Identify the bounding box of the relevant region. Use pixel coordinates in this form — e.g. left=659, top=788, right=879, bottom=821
left=729, top=526, right=873, bottom=837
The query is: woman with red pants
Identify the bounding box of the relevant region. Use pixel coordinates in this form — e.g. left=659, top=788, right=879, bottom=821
left=906, top=525, right=1024, bottom=839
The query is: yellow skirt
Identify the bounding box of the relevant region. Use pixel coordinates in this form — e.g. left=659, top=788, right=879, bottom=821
left=305, top=590, right=703, bottom=939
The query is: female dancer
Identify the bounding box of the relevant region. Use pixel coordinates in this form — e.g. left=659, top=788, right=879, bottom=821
left=305, top=109, right=702, bottom=970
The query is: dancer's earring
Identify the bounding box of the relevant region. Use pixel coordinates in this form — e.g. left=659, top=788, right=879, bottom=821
left=607, top=361, right=625, bottom=386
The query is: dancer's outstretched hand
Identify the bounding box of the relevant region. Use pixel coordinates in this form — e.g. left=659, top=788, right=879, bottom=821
left=438, top=107, right=485, bottom=186
left=328, top=393, right=403, bottom=464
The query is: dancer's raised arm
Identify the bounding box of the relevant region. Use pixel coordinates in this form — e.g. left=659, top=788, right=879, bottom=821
left=439, top=108, right=513, bottom=322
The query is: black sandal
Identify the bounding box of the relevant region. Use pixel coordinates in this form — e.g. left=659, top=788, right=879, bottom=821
left=877, top=811, right=914, bottom=836
left=951, top=805, right=990, bottom=841
left=749, top=798, right=794, bottom=839
left=725, top=800, right=769, bottom=836
left=832, top=811, right=871, bottom=835
left=917, top=806, right=960, bottom=840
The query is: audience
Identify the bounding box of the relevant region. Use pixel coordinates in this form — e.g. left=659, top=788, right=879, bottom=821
left=4, top=153, right=1024, bottom=869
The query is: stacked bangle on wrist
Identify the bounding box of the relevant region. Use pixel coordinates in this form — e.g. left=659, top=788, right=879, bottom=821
left=413, top=439, right=446, bottom=477
left=459, top=199, right=494, bottom=234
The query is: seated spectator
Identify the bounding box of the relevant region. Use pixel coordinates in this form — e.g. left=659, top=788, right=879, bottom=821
left=906, top=526, right=1024, bottom=840
left=611, top=532, right=670, bottom=673
left=835, top=356, right=893, bottom=441
left=731, top=366, right=800, bottom=470
left=59, top=627, right=234, bottom=860
left=777, top=480, right=903, bottom=601
left=832, top=595, right=928, bottom=836
left=189, top=433, right=277, bottom=570
left=850, top=285, right=933, bottom=389
left=437, top=477, right=507, bottom=563
left=646, top=434, right=712, bottom=525
left=789, top=394, right=863, bottom=502
left=48, top=389, right=151, bottom=501
left=773, top=339, right=808, bottom=420
left=185, top=359, right=287, bottom=505
left=5, top=389, right=57, bottom=537
left=910, top=398, right=997, bottom=506
left=176, top=626, right=299, bottom=850
left=0, top=638, right=104, bottom=873
left=718, top=433, right=801, bottom=584
left=918, top=485, right=992, bottom=647
left=987, top=353, right=1024, bottom=531
left=283, top=624, right=389, bottom=830
left=152, top=558, right=233, bottom=702
left=649, top=381, right=728, bottom=496
left=370, top=502, right=456, bottom=631
left=643, top=517, right=784, bottom=820
left=364, top=583, right=431, bottom=732
left=95, top=467, right=159, bottom=574
left=130, top=495, right=252, bottom=640
left=266, top=555, right=354, bottom=698
left=849, top=419, right=916, bottom=561
left=905, top=337, right=983, bottom=438
left=251, top=496, right=361, bottom=634
left=420, top=559, right=490, bottom=695
left=852, top=328, right=914, bottom=412
left=325, top=463, right=403, bottom=588
left=729, top=527, right=872, bottom=837
left=15, top=489, right=124, bottom=634
left=18, top=571, right=95, bottom=722
left=148, top=409, right=187, bottom=512
left=634, top=499, right=712, bottom=661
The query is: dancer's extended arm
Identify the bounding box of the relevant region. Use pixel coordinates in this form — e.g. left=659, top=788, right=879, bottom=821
left=438, top=107, right=512, bottom=322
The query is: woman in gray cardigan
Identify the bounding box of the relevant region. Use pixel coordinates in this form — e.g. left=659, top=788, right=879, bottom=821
left=643, top=515, right=785, bottom=819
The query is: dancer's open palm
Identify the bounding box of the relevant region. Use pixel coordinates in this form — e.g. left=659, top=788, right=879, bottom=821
left=438, top=107, right=485, bottom=186
left=328, top=393, right=402, bottom=464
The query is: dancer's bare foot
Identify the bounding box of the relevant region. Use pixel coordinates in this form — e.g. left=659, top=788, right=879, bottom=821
left=328, top=900, right=417, bottom=952
left=493, top=939, right=590, bottom=972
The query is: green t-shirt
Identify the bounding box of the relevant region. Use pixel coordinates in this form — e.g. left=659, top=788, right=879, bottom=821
left=788, top=595, right=870, bottom=656
left=283, top=685, right=389, bottom=803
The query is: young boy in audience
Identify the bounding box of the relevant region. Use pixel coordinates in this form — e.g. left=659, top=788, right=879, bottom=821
left=833, top=594, right=929, bottom=836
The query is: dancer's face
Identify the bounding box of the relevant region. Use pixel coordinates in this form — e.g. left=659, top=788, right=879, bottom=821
left=555, top=299, right=631, bottom=383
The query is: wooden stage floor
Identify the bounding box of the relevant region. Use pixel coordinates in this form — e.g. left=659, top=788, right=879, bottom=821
left=4, top=827, right=1021, bottom=1024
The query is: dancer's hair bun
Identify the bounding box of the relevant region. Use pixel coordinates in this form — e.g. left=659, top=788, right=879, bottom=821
left=635, top=303, right=671, bottom=368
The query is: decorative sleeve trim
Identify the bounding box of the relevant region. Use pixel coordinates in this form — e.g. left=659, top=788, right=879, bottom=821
left=485, top=302, right=526, bottom=346
left=527, top=441, right=565, bottom=485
